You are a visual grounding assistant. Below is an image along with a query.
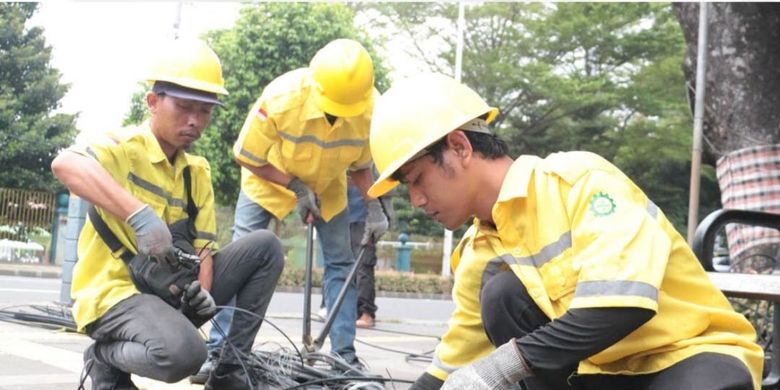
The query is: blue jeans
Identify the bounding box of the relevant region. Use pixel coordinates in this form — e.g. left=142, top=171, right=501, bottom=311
left=211, top=191, right=357, bottom=361
left=207, top=191, right=274, bottom=352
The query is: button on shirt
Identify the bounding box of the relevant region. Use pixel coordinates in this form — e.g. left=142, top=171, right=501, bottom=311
left=69, top=124, right=218, bottom=331
left=233, top=68, right=375, bottom=222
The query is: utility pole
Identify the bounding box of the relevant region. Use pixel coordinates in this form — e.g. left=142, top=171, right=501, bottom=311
left=442, top=2, right=466, bottom=277
left=686, top=2, right=709, bottom=245
left=173, top=2, right=183, bottom=39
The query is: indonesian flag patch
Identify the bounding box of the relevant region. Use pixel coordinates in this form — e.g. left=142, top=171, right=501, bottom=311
left=257, top=107, right=268, bottom=121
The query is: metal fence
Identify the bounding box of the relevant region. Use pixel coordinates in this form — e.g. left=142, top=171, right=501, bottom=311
left=0, top=187, right=55, bottom=242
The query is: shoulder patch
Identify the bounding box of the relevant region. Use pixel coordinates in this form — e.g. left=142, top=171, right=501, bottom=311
left=589, top=192, right=616, bottom=217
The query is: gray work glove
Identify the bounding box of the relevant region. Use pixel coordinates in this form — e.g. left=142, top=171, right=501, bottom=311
left=441, top=339, right=532, bottom=390
left=287, top=177, right=321, bottom=223
left=126, top=204, right=176, bottom=265
left=362, top=198, right=389, bottom=245
left=181, top=281, right=216, bottom=318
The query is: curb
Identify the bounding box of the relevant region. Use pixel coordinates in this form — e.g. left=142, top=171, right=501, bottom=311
left=0, top=266, right=62, bottom=279
left=0, top=265, right=452, bottom=301
left=274, top=285, right=451, bottom=300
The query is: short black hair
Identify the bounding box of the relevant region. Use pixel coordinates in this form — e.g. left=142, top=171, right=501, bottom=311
left=390, top=130, right=509, bottom=182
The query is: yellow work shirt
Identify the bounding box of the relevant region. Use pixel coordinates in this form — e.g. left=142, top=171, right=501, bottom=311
left=233, top=68, right=375, bottom=222
left=492, top=151, right=762, bottom=388
left=426, top=221, right=503, bottom=381
left=69, top=123, right=219, bottom=332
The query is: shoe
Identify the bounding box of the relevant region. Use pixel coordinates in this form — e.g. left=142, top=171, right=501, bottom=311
left=83, top=344, right=138, bottom=390
left=356, top=313, right=375, bottom=328
left=317, top=306, right=328, bottom=320
left=189, top=348, right=219, bottom=384
left=343, top=357, right=370, bottom=375
left=204, top=366, right=271, bottom=390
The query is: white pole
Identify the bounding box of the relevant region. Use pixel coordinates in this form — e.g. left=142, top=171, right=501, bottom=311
left=173, top=2, right=183, bottom=39
left=442, top=2, right=466, bottom=277
left=686, top=2, right=709, bottom=245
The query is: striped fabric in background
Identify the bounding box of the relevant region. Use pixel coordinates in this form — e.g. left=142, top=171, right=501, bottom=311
left=716, top=144, right=780, bottom=262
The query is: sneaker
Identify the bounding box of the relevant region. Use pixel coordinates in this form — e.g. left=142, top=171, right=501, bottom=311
left=189, top=349, right=219, bottom=384
left=204, top=365, right=271, bottom=390
left=83, top=344, right=138, bottom=390
left=317, top=306, right=328, bottom=320
left=355, top=313, right=375, bottom=328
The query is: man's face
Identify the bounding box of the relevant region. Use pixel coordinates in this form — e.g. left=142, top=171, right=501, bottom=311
left=149, top=93, right=214, bottom=155
left=397, top=150, right=473, bottom=230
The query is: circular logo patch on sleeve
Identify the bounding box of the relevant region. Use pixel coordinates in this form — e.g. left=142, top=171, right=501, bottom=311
left=589, top=192, right=616, bottom=217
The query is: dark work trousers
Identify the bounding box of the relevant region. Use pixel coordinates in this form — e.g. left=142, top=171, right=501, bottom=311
left=86, top=230, right=284, bottom=383
left=481, top=271, right=754, bottom=390
left=351, top=221, right=378, bottom=318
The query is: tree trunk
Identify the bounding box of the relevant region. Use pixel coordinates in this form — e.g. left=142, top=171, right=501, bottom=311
left=674, top=3, right=780, bottom=271
left=674, top=3, right=780, bottom=157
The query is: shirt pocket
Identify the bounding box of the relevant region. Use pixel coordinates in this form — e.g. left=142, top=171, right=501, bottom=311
left=281, top=139, right=313, bottom=162
left=337, top=145, right=363, bottom=165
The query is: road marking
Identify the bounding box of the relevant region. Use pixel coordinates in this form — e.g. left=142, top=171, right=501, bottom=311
left=0, top=374, right=77, bottom=386
left=0, top=338, right=83, bottom=373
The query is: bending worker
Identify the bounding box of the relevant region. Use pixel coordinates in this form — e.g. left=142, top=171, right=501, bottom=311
left=51, top=39, right=284, bottom=390
left=367, top=73, right=763, bottom=390
left=227, top=38, right=389, bottom=367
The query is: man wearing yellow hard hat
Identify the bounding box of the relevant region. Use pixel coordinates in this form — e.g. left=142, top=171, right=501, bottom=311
left=225, top=38, right=388, bottom=369
left=369, top=73, right=762, bottom=390
left=51, top=39, right=284, bottom=390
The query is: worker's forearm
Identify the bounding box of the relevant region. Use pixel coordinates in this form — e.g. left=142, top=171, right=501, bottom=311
left=237, top=159, right=292, bottom=187
left=348, top=168, right=376, bottom=201
left=517, top=307, right=654, bottom=372
left=51, top=151, right=143, bottom=220
left=197, top=252, right=214, bottom=292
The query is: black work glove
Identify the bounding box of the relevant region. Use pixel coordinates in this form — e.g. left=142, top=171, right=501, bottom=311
left=181, top=281, right=216, bottom=320
left=287, top=177, right=321, bottom=222
left=410, top=372, right=444, bottom=390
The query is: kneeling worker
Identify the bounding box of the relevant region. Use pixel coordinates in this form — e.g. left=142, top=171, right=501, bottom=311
left=367, top=73, right=763, bottom=390
left=52, top=39, right=284, bottom=390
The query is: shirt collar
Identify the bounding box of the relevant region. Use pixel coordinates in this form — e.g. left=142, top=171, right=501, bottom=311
left=140, top=121, right=190, bottom=170
left=496, top=155, right=541, bottom=202
left=139, top=121, right=167, bottom=164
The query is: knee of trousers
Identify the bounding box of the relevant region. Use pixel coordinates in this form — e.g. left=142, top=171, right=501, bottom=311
left=148, top=331, right=207, bottom=383
left=480, top=271, right=538, bottom=340
left=246, top=230, right=285, bottom=273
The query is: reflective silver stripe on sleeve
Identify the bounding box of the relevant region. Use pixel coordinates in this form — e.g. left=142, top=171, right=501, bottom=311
left=197, top=231, right=218, bottom=242
left=647, top=199, right=659, bottom=220
left=237, top=148, right=267, bottom=165
left=574, top=280, right=658, bottom=301
left=277, top=131, right=366, bottom=148
left=432, top=354, right=460, bottom=374
left=128, top=173, right=186, bottom=208
left=85, top=146, right=99, bottom=160
left=349, top=161, right=373, bottom=171
left=509, top=231, right=572, bottom=268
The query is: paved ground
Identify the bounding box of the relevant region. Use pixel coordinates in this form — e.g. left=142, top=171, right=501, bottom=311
left=0, top=273, right=454, bottom=390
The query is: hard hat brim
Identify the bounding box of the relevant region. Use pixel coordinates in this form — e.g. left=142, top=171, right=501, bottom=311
left=314, top=92, right=370, bottom=118
left=152, top=82, right=223, bottom=106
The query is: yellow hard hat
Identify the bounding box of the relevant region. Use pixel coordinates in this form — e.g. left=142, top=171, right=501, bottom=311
left=367, top=73, right=498, bottom=198
left=147, top=39, right=228, bottom=97
left=309, top=39, right=374, bottom=117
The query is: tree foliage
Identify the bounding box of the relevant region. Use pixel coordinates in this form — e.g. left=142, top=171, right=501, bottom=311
left=358, top=3, right=719, bottom=233
left=125, top=3, right=389, bottom=207
left=0, top=3, right=78, bottom=191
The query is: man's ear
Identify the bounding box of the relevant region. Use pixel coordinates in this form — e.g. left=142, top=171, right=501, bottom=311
left=146, top=92, right=159, bottom=113
left=446, top=130, right=473, bottom=160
